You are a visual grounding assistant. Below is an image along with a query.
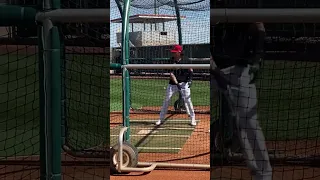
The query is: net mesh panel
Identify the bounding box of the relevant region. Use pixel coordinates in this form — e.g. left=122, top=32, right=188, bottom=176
left=60, top=0, right=110, bottom=179
left=0, top=1, right=110, bottom=179
left=0, top=27, right=40, bottom=179
left=0, top=0, right=40, bottom=174
left=211, top=1, right=320, bottom=180
left=111, top=0, right=211, bottom=167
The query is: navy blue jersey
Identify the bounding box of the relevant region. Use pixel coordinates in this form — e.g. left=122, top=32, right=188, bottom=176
left=169, top=58, right=192, bottom=85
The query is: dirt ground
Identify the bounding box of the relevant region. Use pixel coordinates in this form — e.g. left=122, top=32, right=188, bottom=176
left=111, top=112, right=210, bottom=164
left=110, top=111, right=210, bottom=180
left=211, top=166, right=320, bottom=180
left=111, top=170, right=209, bottom=180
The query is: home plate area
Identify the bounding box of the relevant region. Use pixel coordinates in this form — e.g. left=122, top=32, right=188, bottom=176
left=110, top=119, right=199, bottom=153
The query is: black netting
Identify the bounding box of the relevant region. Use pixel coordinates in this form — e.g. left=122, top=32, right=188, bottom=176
left=117, top=0, right=209, bottom=11
left=211, top=0, right=320, bottom=8
left=210, top=3, right=320, bottom=180
left=1, top=0, right=110, bottom=179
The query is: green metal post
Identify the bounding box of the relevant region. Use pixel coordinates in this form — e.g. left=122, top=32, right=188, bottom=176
left=115, top=0, right=123, bottom=17
left=173, top=0, right=185, bottom=110
left=51, top=0, right=61, bottom=178
left=52, top=0, right=61, bottom=9
left=110, top=63, right=122, bottom=70
left=38, top=26, right=47, bottom=180
left=210, top=64, right=215, bottom=164
left=173, top=0, right=182, bottom=45
left=59, top=26, right=66, bottom=147
left=38, top=0, right=48, bottom=178
left=106, top=60, right=110, bottom=148
left=122, top=0, right=131, bottom=141
left=50, top=26, right=62, bottom=180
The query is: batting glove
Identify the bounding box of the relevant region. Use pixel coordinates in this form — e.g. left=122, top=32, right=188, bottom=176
left=188, top=81, right=192, bottom=88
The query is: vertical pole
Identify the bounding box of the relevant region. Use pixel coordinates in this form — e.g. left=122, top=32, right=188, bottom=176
left=173, top=0, right=182, bottom=45
left=37, top=0, right=46, bottom=178
left=210, top=57, right=215, bottom=164
left=115, top=0, right=123, bottom=17
left=38, top=25, right=47, bottom=180
left=42, top=19, right=53, bottom=180
left=122, top=0, right=131, bottom=141
left=42, top=0, right=62, bottom=175
left=42, top=19, right=62, bottom=180
left=50, top=26, right=62, bottom=180
left=39, top=1, right=54, bottom=180
left=59, top=27, right=67, bottom=148
left=106, top=56, right=110, bottom=148
left=173, top=0, right=184, bottom=109
left=51, top=0, right=62, bottom=178
left=154, top=0, right=157, bottom=30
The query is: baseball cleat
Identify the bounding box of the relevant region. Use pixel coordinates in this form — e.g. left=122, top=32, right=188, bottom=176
left=155, top=120, right=163, bottom=126
left=190, top=120, right=197, bottom=126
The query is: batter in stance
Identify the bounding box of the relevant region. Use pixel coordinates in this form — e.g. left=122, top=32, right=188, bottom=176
left=155, top=45, right=196, bottom=126
left=211, top=22, right=272, bottom=180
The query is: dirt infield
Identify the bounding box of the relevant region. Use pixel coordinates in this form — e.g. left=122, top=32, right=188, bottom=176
left=210, top=132, right=320, bottom=180
left=0, top=154, right=110, bottom=180
left=211, top=166, right=320, bottom=180
left=111, top=112, right=210, bottom=164
left=0, top=110, right=209, bottom=180
left=0, top=165, right=110, bottom=180
left=111, top=170, right=209, bottom=180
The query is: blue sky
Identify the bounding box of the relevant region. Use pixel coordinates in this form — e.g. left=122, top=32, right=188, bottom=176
left=110, top=0, right=210, bottom=47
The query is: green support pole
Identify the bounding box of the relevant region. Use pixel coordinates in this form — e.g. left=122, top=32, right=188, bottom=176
left=173, top=0, right=184, bottom=110
left=110, top=63, right=122, bottom=70
left=122, top=0, right=131, bottom=141
left=51, top=0, right=61, bottom=177
left=52, top=0, right=61, bottom=9
left=173, top=0, right=182, bottom=45
left=38, top=26, right=47, bottom=180
left=115, top=0, right=123, bottom=17
left=60, top=27, right=66, bottom=147
left=106, top=61, right=110, bottom=148
left=210, top=64, right=215, bottom=165
left=38, top=0, right=48, bottom=178
left=50, top=26, right=62, bottom=180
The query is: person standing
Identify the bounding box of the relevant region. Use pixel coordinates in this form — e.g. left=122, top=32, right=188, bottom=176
left=211, top=22, right=273, bottom=180
left=155, top=45, right=196, bottom=126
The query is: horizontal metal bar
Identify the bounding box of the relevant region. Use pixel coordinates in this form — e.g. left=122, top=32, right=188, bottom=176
left=110, top=63, right=121, bottom=70
left=138, top=162, right=210, bottom=169
left=36, top=9, right=109, bottom=23
left=189, top=58, right=210, bottom=61
left=123, top=64, right=210, bottom=70
left=211, top=8, right=320, bottom=23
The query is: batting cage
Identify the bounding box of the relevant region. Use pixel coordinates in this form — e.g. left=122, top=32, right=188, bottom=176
left=110, top=0, right=210, bottom=173
left=0, top=1, right=109, bottom=179
left=210, top=1, right=320, bottom=180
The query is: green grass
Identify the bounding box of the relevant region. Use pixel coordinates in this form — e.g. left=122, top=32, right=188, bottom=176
left=110, top=78, right=210, bottom=111
left=0, top=53, right=320, bottom=157
left=256, top=61, right=320, bottom=140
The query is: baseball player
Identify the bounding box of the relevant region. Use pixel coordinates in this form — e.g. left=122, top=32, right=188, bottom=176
left=155, top=45, right=196, bottom=126
left=211, top=22, right=272, bottom=180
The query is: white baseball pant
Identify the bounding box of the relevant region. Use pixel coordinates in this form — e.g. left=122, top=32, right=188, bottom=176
left=221, top=65, right=272, bottom=180
left=159, top=82, right=195, bottom=123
